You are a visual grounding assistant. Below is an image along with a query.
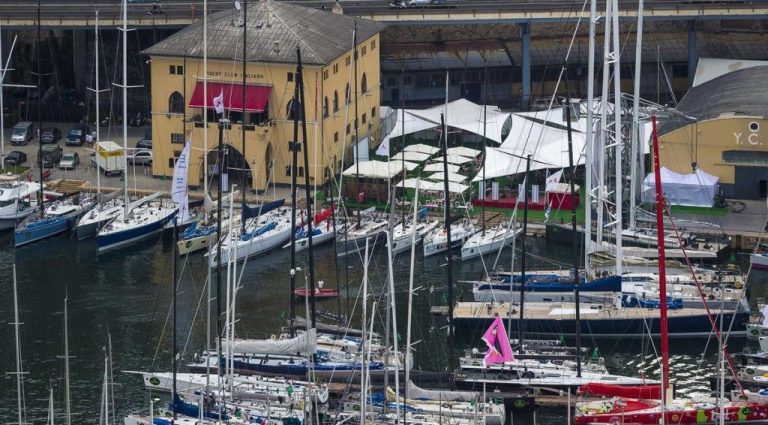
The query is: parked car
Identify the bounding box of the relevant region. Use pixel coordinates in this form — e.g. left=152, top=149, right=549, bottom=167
left=11, top=122, right=34, bottom=145
left=40, top=127, right=62, bottom=143
left=127, top=149, right=152, bottom=166
left=66, top=124, right=92, bottom=146
left=58, top=152, right=80, bottom=169
left=136, top=138, right=152, bottom=150
left=4, top=151, right=27, bottom=166
left=39, top=144, right=63, bottom=168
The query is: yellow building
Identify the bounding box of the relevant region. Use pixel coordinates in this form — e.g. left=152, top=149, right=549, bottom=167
left=658, top=65, right=768, bottom=199
left=143, top=1, right=385, bottom=192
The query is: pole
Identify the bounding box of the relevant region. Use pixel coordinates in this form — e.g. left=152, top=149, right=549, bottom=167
left=64, top=297, right=71, bottom=425
left=121, top=0, right=129, bottom=218
left=12, top=264, right=24, bottom=425
left=564, top=97, right=581, bottom=377
left=360, top=239, right=370, bottom=425
left=37, top=0, right=43, bottom=215
left=353, top=21, right=360, bottom=227
left=94, top=12, right=101, bottom=201
left=172, top=216, right=178, bottom=420
left=597, top=0, right=611, bottom=247
left=518, top=155, right=531, bottom=347
left=612, top=0, right=623, bottom=275
left=0, top=20, right=4, bottom=157
left=203, top=0, right=208, bottom=198
left=584, top=0, right=596, bottom=275
left=630, top=0, right=644, bottom=230
left=404, top=178, right=419, bottom=425
left=651, top=116, right=670, bottom=394
left=240, top=0, right=247, bottom=234
left=400, top=66, right=406, bottom=225
left=441, top=112, right=454, bottom=369
left=289, top=51, right=300, bottom=337
left=481, top=64, right=488, bottom=233
left=296, top=47, right=318, bottom=328
left=216, top=119, right=225, bottom=394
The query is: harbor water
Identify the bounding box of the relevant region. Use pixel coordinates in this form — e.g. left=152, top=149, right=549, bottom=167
left=0, top=230, right=762, bottom=423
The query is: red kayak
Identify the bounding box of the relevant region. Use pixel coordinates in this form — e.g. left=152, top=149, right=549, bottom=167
left=293, top=288, right=340, bottom=299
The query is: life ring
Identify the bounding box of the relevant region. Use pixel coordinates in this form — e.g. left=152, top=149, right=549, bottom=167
left=671, top=413, right=681, bottom=422
left=741, top=406, right=753, bottom=416
left=734, top=279, right=744, bottom=289
left=186, top=241, right=193, bottom=248
left=751, top=328, right=761, bottom=336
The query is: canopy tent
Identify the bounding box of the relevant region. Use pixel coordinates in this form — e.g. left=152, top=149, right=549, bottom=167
left=379, top=99, right=511, bottom=148
left=404, top=143, right=440, bottom=155
left=423, top=162, right=461, bottom=174
left=446, top=146, right=481, bottom=158
left=399, top=161, right=420, bottom=171
left=397, top=178, right=469, bottom=194
left=427, top=172, right=467, bottom=183
left=473, top=147, right=558, bottom=182
left=342, top=160, right=405, bottom=179
left=640, top=167, right=719, bottom=207
left=444, top=154, right=475, bottom=165
left=391, top=151, right=432, bottom=163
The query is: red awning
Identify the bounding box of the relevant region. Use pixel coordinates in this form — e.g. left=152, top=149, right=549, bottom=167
left=188, top=81, right=271, bottom=113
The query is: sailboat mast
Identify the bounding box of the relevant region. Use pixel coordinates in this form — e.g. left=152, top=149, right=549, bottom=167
left=650, top=116, right=670, bottom=393
left=404, top=178, right=419, bottom=425
left=13, top=265, right=25, bottom=425
left=289, top=51, right=300, bottom=337
left=121, top=0, right=129, bottom=217
left=481, top=64, right=487, bottom=233
left=564, top=97, right=581, bottom=377
left=584, top=0, right=596, bottom=275
left=518, top=155, right=531, bottom=346
left=296, top=47, right=317, bottom=328
left=597, top=0, right=611, bottom=247
left=611, top=0, right=623, bottom=275
left=203, top=0, right=208, bottom=199
left=353, top=21, right=360, bottom=226
left=630, top=0, right=645, bottom=229
left=240, top=0, right=247, bottom=234
left=216, top=117, right=225, bottom=396
left=440, top=112, right=454, bottom=367
left=37, top=0, right=43, bottom=215
left=0, top=21, right=4, bottom=157
left=172, top=217, right=178, bottom=420
left=94, top=11, right=101, bottom=201
left=360, top=239, right=370, bottom=425
left=400, top=66, right=405, bottom=225
left=64, top=297, right=71, bottom=425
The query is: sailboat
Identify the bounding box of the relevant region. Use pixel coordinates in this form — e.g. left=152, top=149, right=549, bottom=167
left=389, top=214, right=439, bottom=254
left=94, top=2, right=176, bottom=252
left=0, top=180, right=40, bottom=229
left=75, top=12, right=125, bottom=240
left=177, top=192, right=239, bottom=255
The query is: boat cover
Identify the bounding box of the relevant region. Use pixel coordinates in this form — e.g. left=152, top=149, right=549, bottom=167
left=577, top=383, right=661, bottom=399
left=243, top=198, right=285, bottom=219
left=224, top=328, right=317, bottom=355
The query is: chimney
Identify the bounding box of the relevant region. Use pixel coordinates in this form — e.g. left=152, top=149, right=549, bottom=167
left=332, top=0, right=343, bottom=14
left=273, top=41, right=280, bottom=55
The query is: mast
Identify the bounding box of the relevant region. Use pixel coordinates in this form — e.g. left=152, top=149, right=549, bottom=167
left=94, top=12, right=101, bottom=201
left=0, top=20, right=4, bottom=157
left=564, top=97, right=581, bottom=377
left=37, top=0, right=43, bottom=215
left=481, top=64, right=487, bottom=233
left=650, top=116, right=670, bottom=397
left=216, top=116, right=225, bottom=397
left=400, top=66, right=405, bottom=225
left=596, top=0, right=611, bottom=247
left=630, top=0, right=645, bottom=230
left=240, top=0, right=247, bottom=234
left=121, top=0, right=129, bottom=218
left=440, top=112, right=454, bottom=367
left=13, top=265, right=25, bottom=425
left=353, top=20, right=360, bottom=227
left=296, top=47, right=317, bottom=328
left=172, top=217, right=178, bottom=420
left=403, top=178, right=420, bottom=425
left=64, top=297, right=71, bottom=425
left=518, top=155, right=531, bottom=347
left=584, top=0, right=596, bottom=275
left=611, top=0, right=623, bottom=275
left=360, top=239, right=370, bottom=425
left=289, top=50, right=300, bottom=337
left=203, top=0, right=208, bottom=199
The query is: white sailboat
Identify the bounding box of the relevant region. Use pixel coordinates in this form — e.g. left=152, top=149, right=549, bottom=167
left=209, top=201, right=292, bottom=266
left=460, top=223, right=521, bottom=261
left=95, top=4, right=176, bottom=252
left=0, top=180, right=39, bottom=229
left=423, top=220, right=476, bottom=257
left=389, top=215, right=439, bottom=254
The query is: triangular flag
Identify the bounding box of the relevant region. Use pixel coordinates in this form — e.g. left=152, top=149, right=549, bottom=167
left=376, top=137, right=390, bottom=157
left=213, top=89, right=225, bottom=115
left=482, top=316, right=514, bottom=367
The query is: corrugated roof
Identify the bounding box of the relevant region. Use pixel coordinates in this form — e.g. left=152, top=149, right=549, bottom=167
left=660, top=65, right=768, bottom=135
left=143, top=0, right=385, bottom=66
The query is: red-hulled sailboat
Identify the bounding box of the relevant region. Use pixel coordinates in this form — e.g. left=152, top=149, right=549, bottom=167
left=574, top=117, right=768, bottom=424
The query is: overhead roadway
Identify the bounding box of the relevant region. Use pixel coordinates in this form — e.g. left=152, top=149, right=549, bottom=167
left=0, top=0, right=767, bottom=29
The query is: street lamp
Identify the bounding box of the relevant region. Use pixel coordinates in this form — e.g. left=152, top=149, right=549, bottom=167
left=150, top=396, right=160, bottom=423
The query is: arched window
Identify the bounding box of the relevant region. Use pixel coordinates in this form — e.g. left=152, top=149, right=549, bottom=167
left=333, top=91, right=339, bottom=112
left=323, top=97, right=329, bottom=118
left=345, top=83, right=350, bottom=105
left=286, top=98, right=301, bottom=120
left=168, top=91, right=184, bottom=114
left=361, top=73, right=368, bottom=94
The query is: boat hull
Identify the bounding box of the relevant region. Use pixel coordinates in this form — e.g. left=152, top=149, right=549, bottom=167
left=751, top=253, right=768, bottom=270
left=96, top=210, right=177, bottom=252
left=14, top=212, right=81, bottom=247
left=293, top=227, right=336, bottom=252
left=177, top=234, right=211, bottom=255
left=335, top=229, right=386, bottom=256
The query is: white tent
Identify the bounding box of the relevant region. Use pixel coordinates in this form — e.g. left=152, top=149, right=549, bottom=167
left=397, top=178, right=469, bottom=194
left=426, top=172, right=466, bottom=183
left=444, top=154, right=474, bottom=165
left=640, top=167, right=720, bottom=207
left=404, top=143, right=440, bottom=155
left=342, top=160, right=405, bottom=179
left=446, top=146, right=481, bottom=158
left=391, top=151, right=432, bottom=163
left=423, top=163, right=461, bottom=174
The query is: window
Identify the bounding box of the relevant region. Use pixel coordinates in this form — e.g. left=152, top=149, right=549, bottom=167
left=286, top=98, right=301, bottom=120
left=361, top=113, right=367, bottom=125
left=333, top=91, right=339, bottom=112
left=371, top=107, right=376, bottom=118
left=168, top=91, right=184, bottom=114
left=722, top=150, right=768, bottom=165
left=361, top=73, right=368, bottom=94
left=287, top=72, right=294, bottom=82
left=168, top=158, right=176, bottom=168
left=345, top=83, right=351, bottom=105
left=334, top=131, right=339, bottom=143
left=416, top=74, right=429, bottom=87
left=171, top=133, right=185, bottom=144
left=333, top=63, right=339, bottom=74
left=362, top=46, right=367, bottom=56
left=346, top=123, right=351, bottom=135
left=346, top=56, right=351, bottom=66
left=323, top=70, right=329, bottom=80
left=285, top=166, right=291, bottom=176
left=298, top=166, right=304, bottom=177
left=323, top=97, right=329, bottom=118
left=169, top=65, right=183, bottom=75
left=371, top=40, right=376, bottom=50
left=288, top=141, right=302, bottom=152
left=169, top=65, right=175, bottom=75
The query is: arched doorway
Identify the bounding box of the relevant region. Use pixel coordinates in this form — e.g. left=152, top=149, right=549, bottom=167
left=203, top=144, right=252, bottom=192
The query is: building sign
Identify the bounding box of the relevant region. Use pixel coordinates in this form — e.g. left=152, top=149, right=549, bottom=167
left=734, top=121, right=762, bottom=146
left=206, top=70, right=265, bottom=80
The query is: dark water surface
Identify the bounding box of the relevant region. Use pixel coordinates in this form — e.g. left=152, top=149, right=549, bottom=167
left=0, top=230, right=762, bottom=423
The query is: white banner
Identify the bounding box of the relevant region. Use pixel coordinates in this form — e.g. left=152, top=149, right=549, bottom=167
left=531, top=184, right=540, bottom=204
left=171, top=140, right=191, bottom=222
left=546, top=169, right=564, bottom=192
left=491, top=181, right=499, bottom=201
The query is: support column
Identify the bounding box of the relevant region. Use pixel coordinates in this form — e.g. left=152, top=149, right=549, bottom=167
left=520, top=22, right=531, bottom=110
left=687, top=20, right=697, bottom=88
left=72, top=29, right=87, bottom=94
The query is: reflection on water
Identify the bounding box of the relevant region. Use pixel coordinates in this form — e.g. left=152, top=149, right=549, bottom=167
left=0, top=231, right=761, bottom=423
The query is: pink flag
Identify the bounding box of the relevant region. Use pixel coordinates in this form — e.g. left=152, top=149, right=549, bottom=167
left=482, top=316, right=514, bottom=367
